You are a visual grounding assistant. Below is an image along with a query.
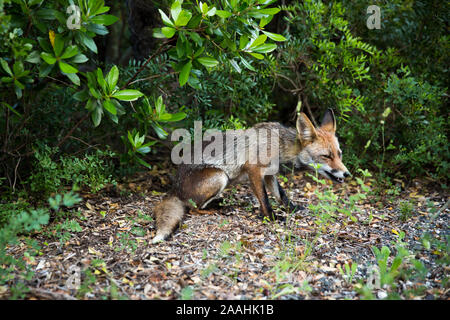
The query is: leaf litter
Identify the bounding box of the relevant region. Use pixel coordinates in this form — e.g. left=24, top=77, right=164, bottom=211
left=2, top=167, right=449, bottom=300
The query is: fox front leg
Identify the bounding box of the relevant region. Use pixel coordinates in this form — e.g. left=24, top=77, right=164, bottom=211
left=264, top=175, right=304, bottom=213
left=245, top=165, right=283, bottom=221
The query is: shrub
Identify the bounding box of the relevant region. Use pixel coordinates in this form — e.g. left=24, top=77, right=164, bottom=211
left=25, top=144, right=115, bottom=198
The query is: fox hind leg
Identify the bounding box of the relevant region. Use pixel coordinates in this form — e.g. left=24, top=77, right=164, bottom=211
left=152, top=168, right=229, bottom=244
left=180, top=167, right=229, bottom=210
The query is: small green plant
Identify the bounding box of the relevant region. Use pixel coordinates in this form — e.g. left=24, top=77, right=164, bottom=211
left=0, top=190, right=81, bottom=298
left=338, top=261, right=358, bottom=284
left=357, top=231, right=428, bottom=299
left=307, top=165, right=371, bottom=233
left=115, top=232, right=138, bottom=253
left=180, top=286, right=195, bottom=300
left=398, top=200, right=414, bottom=222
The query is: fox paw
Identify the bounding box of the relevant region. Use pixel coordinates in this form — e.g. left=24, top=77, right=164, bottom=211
left=151, top=233, right=167, bottom=244
left=287, top=203, right=305, bottom=213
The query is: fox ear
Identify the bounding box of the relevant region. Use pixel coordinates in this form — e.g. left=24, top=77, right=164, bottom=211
left=320, top=109, right=336, bottom=132
left=296, top=113, right=317, bottom=143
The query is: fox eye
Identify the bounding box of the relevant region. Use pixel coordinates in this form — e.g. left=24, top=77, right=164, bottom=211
left=321, top=154, right=333, bottom=160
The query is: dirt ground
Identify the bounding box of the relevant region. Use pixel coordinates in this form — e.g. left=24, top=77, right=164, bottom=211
left=4, top=166, right=449, bottom=300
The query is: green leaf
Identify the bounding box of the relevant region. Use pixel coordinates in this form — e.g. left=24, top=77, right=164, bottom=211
left=151, top=123, right=168, bottom=139
left=65, top=72, right=80, bottom=86
left=106, top=65, right=119, bottom=90
left=40, top=52, right=57, bottom=65
left=201, top=2, right=208, bottom=14
left=152, top=28, right=166, bottom=39
left=89, top=86, right=102, bottom=99
left=36, top=8, right=59, bottom=20
left=103, top=99, right=117, bottom=115
left=155, top=96, right=164, bottom=115
left=176, top=36, right=185, bottom=58
left=240, top=56, right=255, bottom=71
left=86, top=23, right=109, bottom=36
left=175, top=10, right=192, bottom=27
left=193, top=46, right=205, bottom=58
left=1, top=102, right=22, bottom=117
left=206, top=7, right=216, bottom=17
left=262, top=31, right=286, bottom=42
left=91, top=103, right=103, bottom=127
left=197, top=57, right=219, bottom=68
left=179, top=61, right=192, bottom=87
left=90, top=14, right=119, bottom=26
left=71, top=54, right=89, bottom=64
left=161, top=27, right=176, bottom=38
left=14, top=83, right=23, bottom=99
left=12, top=61, right=24, bottom=75
left=112, top=99, right=125, bottom=115
left=79, top=33, right=98, bottom=53
left=159, top=9, right=174, bottom=27
left=229, top=59, right=241, bottom=73
left=137, top=146, right=151, bottom=154
left=239, top=35, right=249, bottom=50
left=136, top=156, right=151, bottom=169
left=39, top=63, right=54, bottom=77
left=53, top=34, right=65, bottom=57
left=258, top=8, right=280, bottom=15
left=97, top=68, right=107, bottom=93
left=171, top=1, right=182, bottom=22
left=189, top=32, right=203, bottom=46
left=249, top=34, right=267, bottom=48
left=159, top=112, right=186, bottom=122
left=38, top=37, right=52, bottom=52
left=111, top=89, right=144, bottom=101
left=248, top=52, right=264, bottom=60
left=89, top=0, right=105, bottom=16
left=0, top=58, right=12, bottom=75
left=94, top=4, right=110, bottom=15
left=252, top=43, right=277, bottom=53
left=14, top=79, right=24, bottom=89
left=73, top=89, right=89, bottom=102
left=59, top=61, right=78, bottom=74
left=216, top=10, right=233, bottom=19
left=61, top=45, right=79, bottom=59
left=216, top=10, right=232, bottom=18
left=26, top=51, right=41, bottom=64
left=259, top=15, right=273, bottom=28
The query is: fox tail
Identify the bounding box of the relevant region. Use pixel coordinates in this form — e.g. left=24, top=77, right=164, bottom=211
left=152, top=195, right=185, bottom=244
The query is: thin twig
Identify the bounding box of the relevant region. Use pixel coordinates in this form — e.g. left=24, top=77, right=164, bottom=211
left=302, top=96, right=318, bottom=127
left=12, top=157, right=21, bottom=192
left=56, top=113, right=90, bottom=149
left=127, top=71, right=177, bottom=86
left=29, top=288, right=77, bottom=300
left=431, top=199, right=449, bottom=220
left=119, top=42, right=172, bottom=91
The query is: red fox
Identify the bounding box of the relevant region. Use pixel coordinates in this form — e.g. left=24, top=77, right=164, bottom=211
left=152, top=109, right=350, bottom=243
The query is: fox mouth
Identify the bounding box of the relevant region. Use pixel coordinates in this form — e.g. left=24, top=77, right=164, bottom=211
left=324, top=171, right=344, bottom=183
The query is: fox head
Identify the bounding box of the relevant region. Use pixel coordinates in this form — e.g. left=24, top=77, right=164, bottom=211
left=295, top=109, right=350, bottom=183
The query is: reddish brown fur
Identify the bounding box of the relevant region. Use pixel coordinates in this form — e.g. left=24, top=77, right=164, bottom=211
left=151, top=110, right=349, bottom=243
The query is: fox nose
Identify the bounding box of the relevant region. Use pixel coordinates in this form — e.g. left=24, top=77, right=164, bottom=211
left=344, top=171, right=351, bottom=178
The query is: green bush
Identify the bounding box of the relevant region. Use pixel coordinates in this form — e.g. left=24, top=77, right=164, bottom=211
left=276, top=0, right=448, bottom=183
left=26, top=144, right=116, bottom=198
left=0, top=191, right=81, bottom=298
left=0, top=0, right=448, bottom=190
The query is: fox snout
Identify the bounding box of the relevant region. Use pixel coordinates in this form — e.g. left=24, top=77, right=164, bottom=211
left=324, top=168, right=351, bottom=183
